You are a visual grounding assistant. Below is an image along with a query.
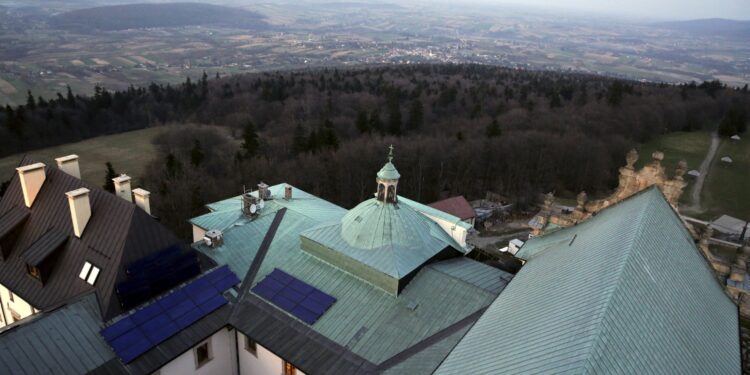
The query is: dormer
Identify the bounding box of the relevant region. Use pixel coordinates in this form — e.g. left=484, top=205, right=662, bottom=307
left=20, top=228, right=68, bottom=285
left=0, top=206, right=30, bottom=260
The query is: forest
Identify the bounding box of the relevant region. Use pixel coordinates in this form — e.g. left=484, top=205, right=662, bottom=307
left=1, top=64, right=747, bottom=239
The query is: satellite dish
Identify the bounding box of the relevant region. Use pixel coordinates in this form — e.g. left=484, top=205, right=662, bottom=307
left=259, top=199, right=265, bottom=209
left=250, top=204, right=257, bottom=214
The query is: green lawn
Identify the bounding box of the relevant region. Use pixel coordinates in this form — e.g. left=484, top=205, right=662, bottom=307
left=0, top=127, right=165, bottom=188
left=702, top=138, right=750, bottom=220
left=637, top=131, right=712, bottom=206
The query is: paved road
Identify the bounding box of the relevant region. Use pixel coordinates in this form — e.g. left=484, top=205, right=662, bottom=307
left=688, top=132, right=720, bottom=212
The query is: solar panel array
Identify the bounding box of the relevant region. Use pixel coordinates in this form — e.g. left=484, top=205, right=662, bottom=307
left=116, top=244, right=201, bottom=309
left=101, top=265, right=240, bottom=363
left=251, top=268, right=336, bottom=325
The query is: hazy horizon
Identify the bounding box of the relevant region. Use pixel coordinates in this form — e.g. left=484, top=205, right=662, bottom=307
left=427, top=0, right=750, bottom=21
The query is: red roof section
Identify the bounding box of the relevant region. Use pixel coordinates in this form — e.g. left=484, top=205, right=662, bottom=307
left=428, top=196, right=475, bottom=220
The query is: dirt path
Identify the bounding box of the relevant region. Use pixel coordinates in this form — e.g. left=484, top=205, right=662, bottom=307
left=688, top=132, right=720, bottom=211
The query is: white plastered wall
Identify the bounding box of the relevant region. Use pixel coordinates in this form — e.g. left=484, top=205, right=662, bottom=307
left=156, top=327, right=236, bottom=375
left=237, top=331, right=306, bottom=375
left=0, top=283, right=38, bottom=328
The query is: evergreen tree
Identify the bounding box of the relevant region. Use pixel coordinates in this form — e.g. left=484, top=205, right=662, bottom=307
left=241, top=121, right=260, bottom=158
left=549, top=92, right=562, bottom=108
left=321, top=119, right=339, bottom=150
left=355, top=110, right=369, bottom=134
left=66, top=86, right=75, bottom=107
left=190, top=139, right=204, bottom=166
left=486, top=117, right=501, bottom=138
left=103, top=162, right=117, bottom=193
left=292, top=124, right=308, bottom=154
left=407, top=100, right=424, bottom=131
left=26, top=90, right=36, bottom=111
left=165, top=153, right=181, bottom=178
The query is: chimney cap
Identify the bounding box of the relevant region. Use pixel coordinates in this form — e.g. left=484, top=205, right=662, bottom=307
left=65, top=187, right=90, bottom=199
left=16, top=163, right=46, bottom=174
left=112, top=174, right=131, bottom=183
left=55, top=154, right=79, bottom=163
left=132, top=188, right=150, bottom=197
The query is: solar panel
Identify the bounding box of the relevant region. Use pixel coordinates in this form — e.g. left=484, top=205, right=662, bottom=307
left=101, top=265, right=239, bottom=363
left=117, top=245, right=201, bottom=309
left=251, top=268, right=336, bottom=325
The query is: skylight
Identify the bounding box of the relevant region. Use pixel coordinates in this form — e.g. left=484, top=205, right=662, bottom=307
left=79, top=261, right=100, bottom=285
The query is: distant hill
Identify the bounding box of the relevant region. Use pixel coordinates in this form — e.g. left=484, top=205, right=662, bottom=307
left=50, top=2, right=268, bottom=31
left=654, top=18, right=750, bottom=39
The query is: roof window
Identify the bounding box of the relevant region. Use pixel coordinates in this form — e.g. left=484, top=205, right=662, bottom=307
left=79, top=261, right=100, bottom=285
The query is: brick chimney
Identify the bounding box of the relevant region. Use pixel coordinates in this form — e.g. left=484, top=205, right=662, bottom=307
left=132, top=188, right=151, bottom=215
left=66, top=188, right=91, bottom=238
left=284, top=185, right=293, bottom=200
left=16, top=163, right=46, bottom=208
left=55, top=154, right=80, bottom=179
left=112, top=174, right=132, bottom=202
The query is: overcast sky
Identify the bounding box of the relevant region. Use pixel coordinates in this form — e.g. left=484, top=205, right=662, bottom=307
left=467, top=0, right=750, bottom=20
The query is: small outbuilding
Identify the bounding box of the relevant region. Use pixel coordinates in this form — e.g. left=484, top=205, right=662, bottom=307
left=687, top=170, right=701, bottom=177
left=731, top=135, right=741, bottom=141
left=429, top=196, right=476, bottom=226
left=721, top=156, right=733, bottom=164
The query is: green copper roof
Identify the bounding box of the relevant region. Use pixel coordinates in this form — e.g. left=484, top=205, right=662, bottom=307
left=437, top=187, right=740, bottom=375
left=377, top=161, right=401, bottom=180
left=301, top=197, right=468, bottom=279
left=376, top=145, right=401, bottom=180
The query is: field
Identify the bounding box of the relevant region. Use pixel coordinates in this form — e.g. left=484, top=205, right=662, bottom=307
left=637, top=131, right=750, bottom=221
left=0, top=127, right=165, bottom=188
left=702, top=138, right=750, bottom=220
left=636, top=131, right=712, bottom=207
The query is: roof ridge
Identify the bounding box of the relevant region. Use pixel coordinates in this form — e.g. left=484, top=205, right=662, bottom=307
left=579, top=189, right=659, bottom=374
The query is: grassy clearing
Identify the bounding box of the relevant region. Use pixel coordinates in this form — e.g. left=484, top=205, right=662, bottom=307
left=637, top=131, right=712, bottom=206
left=0, top=127, right=165, bottom=188
left=702, top=138, right=750, bottom=220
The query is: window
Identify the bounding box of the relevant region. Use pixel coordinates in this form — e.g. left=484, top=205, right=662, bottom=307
left=9, top=307, right=20, bottom=322
left=282, top=360, right=297, bottom=375
left=244, top=335, right=257, bottom=356
left=194, top=340, right=212, bottom=369
left=27, top=264, right=41, bottom=281
left=79, top=261, right=100, bottom=285
left=8, top=292, right=13, bottom=303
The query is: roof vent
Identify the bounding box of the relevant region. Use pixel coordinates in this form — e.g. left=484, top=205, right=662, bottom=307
left=16, top=163, right=46, bottom=208
left=55, top=154, right=80, bottom=179
left=406, top=300, right=419, bottom=311
left=112, top=174, right=132, bottom=202
left=65, top=188, right=91, bottom=238
left=204, top=229, right=224, bottom=248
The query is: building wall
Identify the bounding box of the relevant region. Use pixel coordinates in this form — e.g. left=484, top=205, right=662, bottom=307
left=156, top=327, right=236, bottom=375
left=237, top=331, right=306, bottom=375
left=0, top=283, right=38, bottom=328
left=192, top=225, right=207, bottom=243
left=421, top=213, right=468, bottom=247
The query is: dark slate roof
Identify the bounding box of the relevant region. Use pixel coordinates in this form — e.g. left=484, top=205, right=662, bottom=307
left=0, top=205, right=29, bottom=240
left=428, top=196, right=475, bottom=220
left=0, top=293, right=115, bottom=374
left=0, top=157, right=183, bottom=320
left=20, top=228, right=67, bottom=267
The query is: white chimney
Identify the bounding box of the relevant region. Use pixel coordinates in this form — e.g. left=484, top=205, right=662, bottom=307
left=66, top=188, right=91, bottom=238
left=132, top=188, right=151, bottom=215
left=55, top=154, right=80, bottom=179
left=16, top=163, right=46, bottom=208
left=112, top=174, right=132, bottom=202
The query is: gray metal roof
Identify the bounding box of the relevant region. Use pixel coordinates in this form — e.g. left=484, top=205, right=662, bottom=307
left=0, top=293, right=115, bottom=375
left=0, top=157, right=184, bottom=320
left=437, top=188, right=741, bottom=375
